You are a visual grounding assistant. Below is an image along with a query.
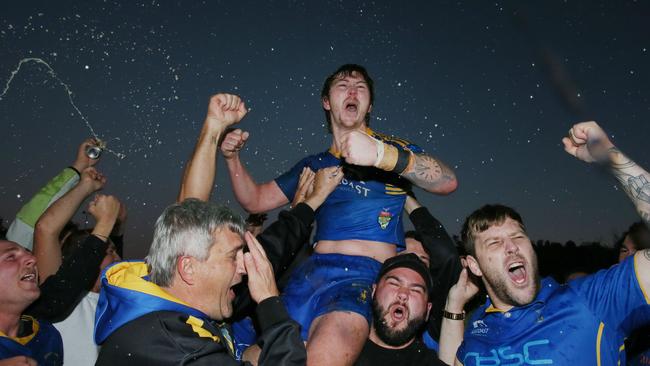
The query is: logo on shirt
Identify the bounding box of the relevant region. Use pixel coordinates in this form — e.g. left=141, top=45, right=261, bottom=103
left=471, top=319, right=489, bottom=336
left=358, top=289, right=369, bottom=304
left=378, top=209, right=393, bottom=230
left=463, top=339, right=553, bottom=365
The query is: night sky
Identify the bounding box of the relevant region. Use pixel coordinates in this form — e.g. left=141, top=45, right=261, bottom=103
left=2, top=1, right=649, bottom=258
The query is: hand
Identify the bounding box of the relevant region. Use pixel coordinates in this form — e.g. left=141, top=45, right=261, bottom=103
left=111, top=202, right=128, bottom=236
left=0, top=356, right=38, bottom=366
left=72, top=138, right=101, bottom=172
left=562, top=121, right=615, bottom=163
left=403, top=194, right=421, bottom=214
left=243, top=231, right=279, bottom=303
left=445, top=268, right=480, bottom=313
left=290, top=167, right=315, bottom=208
left=220, top=128, right=250, bottom=160
left=205, top=93, right=247, bottom=130
left=88, top=194, right=121, bottom=232
left=339, top=130, right=379, bottom=166
left=79, top=167, right=106, bottom=193
left=304, top=166, right=343, bottom=210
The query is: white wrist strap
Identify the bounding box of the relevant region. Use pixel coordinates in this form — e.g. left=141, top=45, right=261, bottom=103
left=374, top=138, right=385, bottom=167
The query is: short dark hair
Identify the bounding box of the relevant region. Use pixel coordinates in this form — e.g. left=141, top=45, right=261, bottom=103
left=461, top=204, right=525, bottom=257
left=617, top=221, right=650, bottom=251
left=320, top=64, right=375, bottom=133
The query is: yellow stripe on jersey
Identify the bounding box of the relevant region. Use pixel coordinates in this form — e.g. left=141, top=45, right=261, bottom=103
left=186, top=316, right=220, bottom=343
left=596, top=322, right=605, bottom=366
left=0, top=315, right=39, bottom=345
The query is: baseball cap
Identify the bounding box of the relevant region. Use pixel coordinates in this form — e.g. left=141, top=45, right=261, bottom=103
left=377, top=253, right=433, bottom=295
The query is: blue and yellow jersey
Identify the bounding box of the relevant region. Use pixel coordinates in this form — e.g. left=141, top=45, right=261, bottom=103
left=0, top=315, right=63, bottom=365
left=275, top=128, right=423, bottom=248
left=94, top=261, right=211, bottom=344
left=458, top=254, right=650, bottom=365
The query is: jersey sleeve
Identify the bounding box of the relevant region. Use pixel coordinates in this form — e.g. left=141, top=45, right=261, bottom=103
left=273, top=157, right=311, bottom=202
left=7, top=167, right=80, bottom=250
left=569, top=254, right=650, bottom=334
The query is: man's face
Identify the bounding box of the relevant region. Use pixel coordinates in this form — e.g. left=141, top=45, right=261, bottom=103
left=92, top=242, right=122, bottom=293
left=192, top=228, right=245, bottom=320
left=403, top=238, right=430, bottom=267
left=0, top=240, right=40, bottom=310
left=467, top=217, right=539, bottom=310
left=371, top=267, right=431, bottom=347
left=322, top=71, right=372, bottom=132
left=618, top=234, right=636, bottom=263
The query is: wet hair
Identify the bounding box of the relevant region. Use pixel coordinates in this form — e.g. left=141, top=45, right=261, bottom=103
left=461, top=204, right=525, bottom=257
left=146, top=199, right=245, bottom=287
left=245, top=213, right=268, bottom=228
left=320, top=64, right=375, bottom=133
left=617, top=221, right=650, bottom=251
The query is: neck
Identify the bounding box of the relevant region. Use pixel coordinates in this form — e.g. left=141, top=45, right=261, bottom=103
left=330, top=123, right=368, bottom=152
left=0, top=309, right=23, bottom=338
left=368, top=326, right=414, bottom=350
left=484, top=285, right=514, bottom=312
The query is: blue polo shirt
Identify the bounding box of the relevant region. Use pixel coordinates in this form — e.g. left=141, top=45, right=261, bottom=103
left=458, top=254, right=650, bottom=365
left=275, top=129, right=422, bottom=248
left=0, top=316, right=63, bottom=365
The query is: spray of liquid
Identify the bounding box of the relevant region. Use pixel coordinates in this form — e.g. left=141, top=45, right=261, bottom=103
left=0, top=57, right=126, bottom=159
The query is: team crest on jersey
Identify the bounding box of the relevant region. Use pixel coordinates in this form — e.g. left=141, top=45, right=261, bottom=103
left=377, top=209, right=392, bottom=230
left=358, top=289, right=368, bottom=304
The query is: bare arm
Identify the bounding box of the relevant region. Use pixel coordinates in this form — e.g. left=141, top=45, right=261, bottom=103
left=563, top=121, right=650, bottom=226
left=178, top=94, right=247, bottom=202
left=222, top=146, right=289, bottom=213
left=339, top=130, right=458, bottom=195
left=401, top=153, right=458, bottom=194
left=33, top=167, right=105, bottom=284
left=635, top=249, right=650, bottom=303
left=438, top=268, right=478, bottom=365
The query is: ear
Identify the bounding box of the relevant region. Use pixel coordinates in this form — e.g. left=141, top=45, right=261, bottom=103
left=177, top=256, right=196, bottom=285
left=424, top=301, right=433, bottom=321
left=368, top=104, right=372, bottom=113
left=322, top=96, right=331, bottom=111
left=371, top=283, right=377, bottom=298
left=466, top=255, right=483, bottom=277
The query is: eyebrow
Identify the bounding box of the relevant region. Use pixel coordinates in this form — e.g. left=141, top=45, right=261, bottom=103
left=385, top=275, right=426, bottom=291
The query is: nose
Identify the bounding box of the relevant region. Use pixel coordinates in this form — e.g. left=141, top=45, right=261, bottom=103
left=23, top=251, right=37, bottom=267
left=396, top=286, right=409, bottom=301
left=504, top=238, right=518, bottom=255
left=236, top=251, right=246, bottom=275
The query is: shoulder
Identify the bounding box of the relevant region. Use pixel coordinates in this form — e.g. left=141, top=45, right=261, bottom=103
left=100, top=311, right=227, bottom=362
left=368, top=129, right=423, bottom=153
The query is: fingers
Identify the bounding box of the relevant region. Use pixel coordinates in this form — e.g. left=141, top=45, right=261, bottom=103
left=244, top=231, right=268, bottom=261
left=561, top=137, right=579, bottom=156
left=213, top=93, right=244, bottom=112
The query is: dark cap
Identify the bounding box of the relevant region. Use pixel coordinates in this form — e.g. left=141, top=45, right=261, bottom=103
left=377, top=253, right=433, bottom=295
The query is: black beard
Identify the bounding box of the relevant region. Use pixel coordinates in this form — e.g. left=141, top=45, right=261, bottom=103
left=371, top=297, right=426, bottom=347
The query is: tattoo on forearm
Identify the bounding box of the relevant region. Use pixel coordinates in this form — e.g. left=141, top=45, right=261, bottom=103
left=613, top=172, right=650, bottom=204
left=402, top=154, right=455, bottom=190
left=413, top=155, right=442, bottom=181
left=609, top=147, right=650, bottom=225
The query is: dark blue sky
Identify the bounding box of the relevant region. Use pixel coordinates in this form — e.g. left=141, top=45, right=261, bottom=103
left=1, top=0, right=649, bottom=257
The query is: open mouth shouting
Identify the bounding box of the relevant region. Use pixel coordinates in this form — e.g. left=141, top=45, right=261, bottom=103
left=506, top=259, right=527, bottom=286
left=388, top=302, right=409, bottom=325
left=344, top=99, right=359, bottom=114
left=20, top=269, right=39, bottom=290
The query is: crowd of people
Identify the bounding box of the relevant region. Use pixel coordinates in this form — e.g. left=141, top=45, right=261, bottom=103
left=1, top=64, right=649, bottom=366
